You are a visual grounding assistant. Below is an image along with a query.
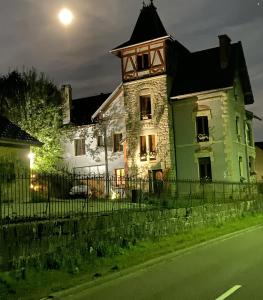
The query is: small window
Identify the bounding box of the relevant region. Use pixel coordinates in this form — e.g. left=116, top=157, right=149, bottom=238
left=115, top=168, right=125, bottom=186
left=246, top=123, right=252, bottom=146
left=236, top=117, right=241, bottom=142
left=74, top=139, right=86, bottom=156
left=196, top=116, right=209, bottom=142
left=140, top=96, right=152, bottom=120
left=137, top=53, right=149, bottom=71
left=249, top=156, right=255, bottom=175
left=140, top=136, right=147, bottom=161
left=239, top=156, right=243, bottom=178
left=97, top=135, right=104, bottom=147
left=148, top=135, right=157, bottom=161
left=113, top=133, right=123, bottom=152
left=198, top=157, right=212, bottom=181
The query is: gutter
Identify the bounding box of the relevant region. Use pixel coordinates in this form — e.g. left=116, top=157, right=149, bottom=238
left=169, top=100, right=178, bottom=183
left=170, top=87, right=233, bottom=101
left=110, top=35, right=172, bottom=54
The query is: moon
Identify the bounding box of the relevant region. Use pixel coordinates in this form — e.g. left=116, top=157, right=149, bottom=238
left=58, top=8, right=74, bottom=26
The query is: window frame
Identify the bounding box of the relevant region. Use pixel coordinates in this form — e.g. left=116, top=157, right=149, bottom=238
left=140, top=136, right=147, bottom=161
left=113, top=133, right=123, bottom=153
left=198, top=157, right=212, bottom=182
left=74, top=138, right=86, bottom=156
left=140, top=95, right=152, bottom=120
left=196, top=116, right=209, bottom=142
left=137, top=53, right=149, bottom=71
left=115, top=168, right=125, bottom=186
left=236, top=116, right=241, bottom=142
left=148, top=135, right=157, bottom=161
left=246, top=122, right=253, bottom=146
left=97, top=135, right=104, bottom=147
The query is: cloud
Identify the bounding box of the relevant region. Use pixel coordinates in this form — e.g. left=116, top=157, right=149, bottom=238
left=0, top=0, right=262, bottom=137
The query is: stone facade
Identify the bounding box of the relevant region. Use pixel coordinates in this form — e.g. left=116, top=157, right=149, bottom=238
left=123, top=75, right=176, bottom=178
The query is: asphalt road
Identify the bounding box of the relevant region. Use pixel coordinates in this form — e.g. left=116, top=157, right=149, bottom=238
left=56, top=225, right=263, bottom=300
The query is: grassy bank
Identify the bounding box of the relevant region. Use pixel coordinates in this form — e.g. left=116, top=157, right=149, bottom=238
left=1, top=212, right=263, bottom=300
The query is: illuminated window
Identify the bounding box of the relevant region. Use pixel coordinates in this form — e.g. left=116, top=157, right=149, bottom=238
left=140, top=136, right=147, bottom=161
left=137, top=53, right=149, bottom=71
left=97, top=135, right=104, bottom=147
left=113, top=133, right=123, bottom=152
left=140, top=96, right=152, bottom=120
left=149, top=135, right=157, bottom=161
left=198, top=157, right=212, bottom=181
left=115, top=168, right=125, bottom=186
left=74, top=139, right=86, bottom=156
left=196, top=116, right=209, bottom=142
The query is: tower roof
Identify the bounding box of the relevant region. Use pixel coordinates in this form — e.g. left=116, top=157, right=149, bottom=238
left=112, top=2, right=168, bottom=50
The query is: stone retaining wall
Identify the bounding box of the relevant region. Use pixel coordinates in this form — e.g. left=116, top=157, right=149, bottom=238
left=0, top=199, right=262, bottom=271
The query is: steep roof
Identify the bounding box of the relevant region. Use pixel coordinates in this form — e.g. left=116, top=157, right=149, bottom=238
left=71, top=93, right=111, bottom=125
left=171, top=41, right=254, bottom=105
left=112, top=2, right=168, bottom=50
left=0, top=115, right=42, bottom=146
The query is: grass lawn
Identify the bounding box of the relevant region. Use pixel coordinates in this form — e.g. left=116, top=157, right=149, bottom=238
left=1, top=212, right=263, bottom=300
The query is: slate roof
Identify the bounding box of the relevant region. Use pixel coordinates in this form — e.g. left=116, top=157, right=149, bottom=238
left=0, top=115, right=42, bottom=146
left=71, top=93, right=111, bottom=125
left=112, top=2, right=168, bottom=50
left=171, top=41, right=254, bottom=105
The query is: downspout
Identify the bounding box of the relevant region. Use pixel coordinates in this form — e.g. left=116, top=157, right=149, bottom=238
left=243, top=119, right=250, bottom=183
left=169, top=99, right=179, bottom=196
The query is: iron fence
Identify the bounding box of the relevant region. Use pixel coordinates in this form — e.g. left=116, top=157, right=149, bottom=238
left=0, top=173, right=262, bottom=225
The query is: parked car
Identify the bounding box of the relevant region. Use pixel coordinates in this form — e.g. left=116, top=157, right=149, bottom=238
left=69, top=185, right=90, bottom=198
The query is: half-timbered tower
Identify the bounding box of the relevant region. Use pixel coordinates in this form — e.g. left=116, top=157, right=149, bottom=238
left=111, top=2, right=181, bottom=180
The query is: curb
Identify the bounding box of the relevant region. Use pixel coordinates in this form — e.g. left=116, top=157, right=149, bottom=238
left=50, top=223, right=263, bottom=299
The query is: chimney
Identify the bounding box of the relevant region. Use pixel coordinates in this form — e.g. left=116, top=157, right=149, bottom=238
left=218, top=34, right=231, bottom=69
left=61, top=84, right=72, bottom=125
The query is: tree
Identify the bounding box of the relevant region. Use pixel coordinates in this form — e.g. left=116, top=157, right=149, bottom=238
left=0, top=69, right=64, bottom=172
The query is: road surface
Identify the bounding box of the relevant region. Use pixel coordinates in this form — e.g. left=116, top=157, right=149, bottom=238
left=55, top=225, right=263, bottom=300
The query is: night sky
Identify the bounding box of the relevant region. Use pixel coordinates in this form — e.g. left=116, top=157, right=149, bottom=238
left=0, top=0, right=262, bottom=139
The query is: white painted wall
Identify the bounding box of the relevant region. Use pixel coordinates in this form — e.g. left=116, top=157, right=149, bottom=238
left=61, top=89, right=125, bottom=176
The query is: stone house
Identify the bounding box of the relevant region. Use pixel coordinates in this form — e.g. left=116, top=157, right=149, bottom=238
left=110, top=2, right=256, bottom=183
left=61, top=84, right=125, bottom=179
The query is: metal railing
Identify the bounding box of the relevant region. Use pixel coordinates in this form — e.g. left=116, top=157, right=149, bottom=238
left=0, top=173, right=262, bottom=225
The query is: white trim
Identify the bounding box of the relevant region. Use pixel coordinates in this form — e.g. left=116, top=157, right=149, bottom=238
left=110, top=35, right=172, bottom=53
left=170, top=87, right=232, bottom=100
left=91, top=84, right=123, bottom=120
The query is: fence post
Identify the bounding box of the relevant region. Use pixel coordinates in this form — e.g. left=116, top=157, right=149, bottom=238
left=86, top=176, right=89, bottom=216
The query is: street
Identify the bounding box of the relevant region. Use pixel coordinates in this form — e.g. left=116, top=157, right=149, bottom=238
left=55, top=225, right=263, bottom=300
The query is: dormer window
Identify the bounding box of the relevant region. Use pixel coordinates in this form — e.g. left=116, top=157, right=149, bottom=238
left=140, top=95, right=152, bottom=120
left=137, top=53, right=149, bottom=71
